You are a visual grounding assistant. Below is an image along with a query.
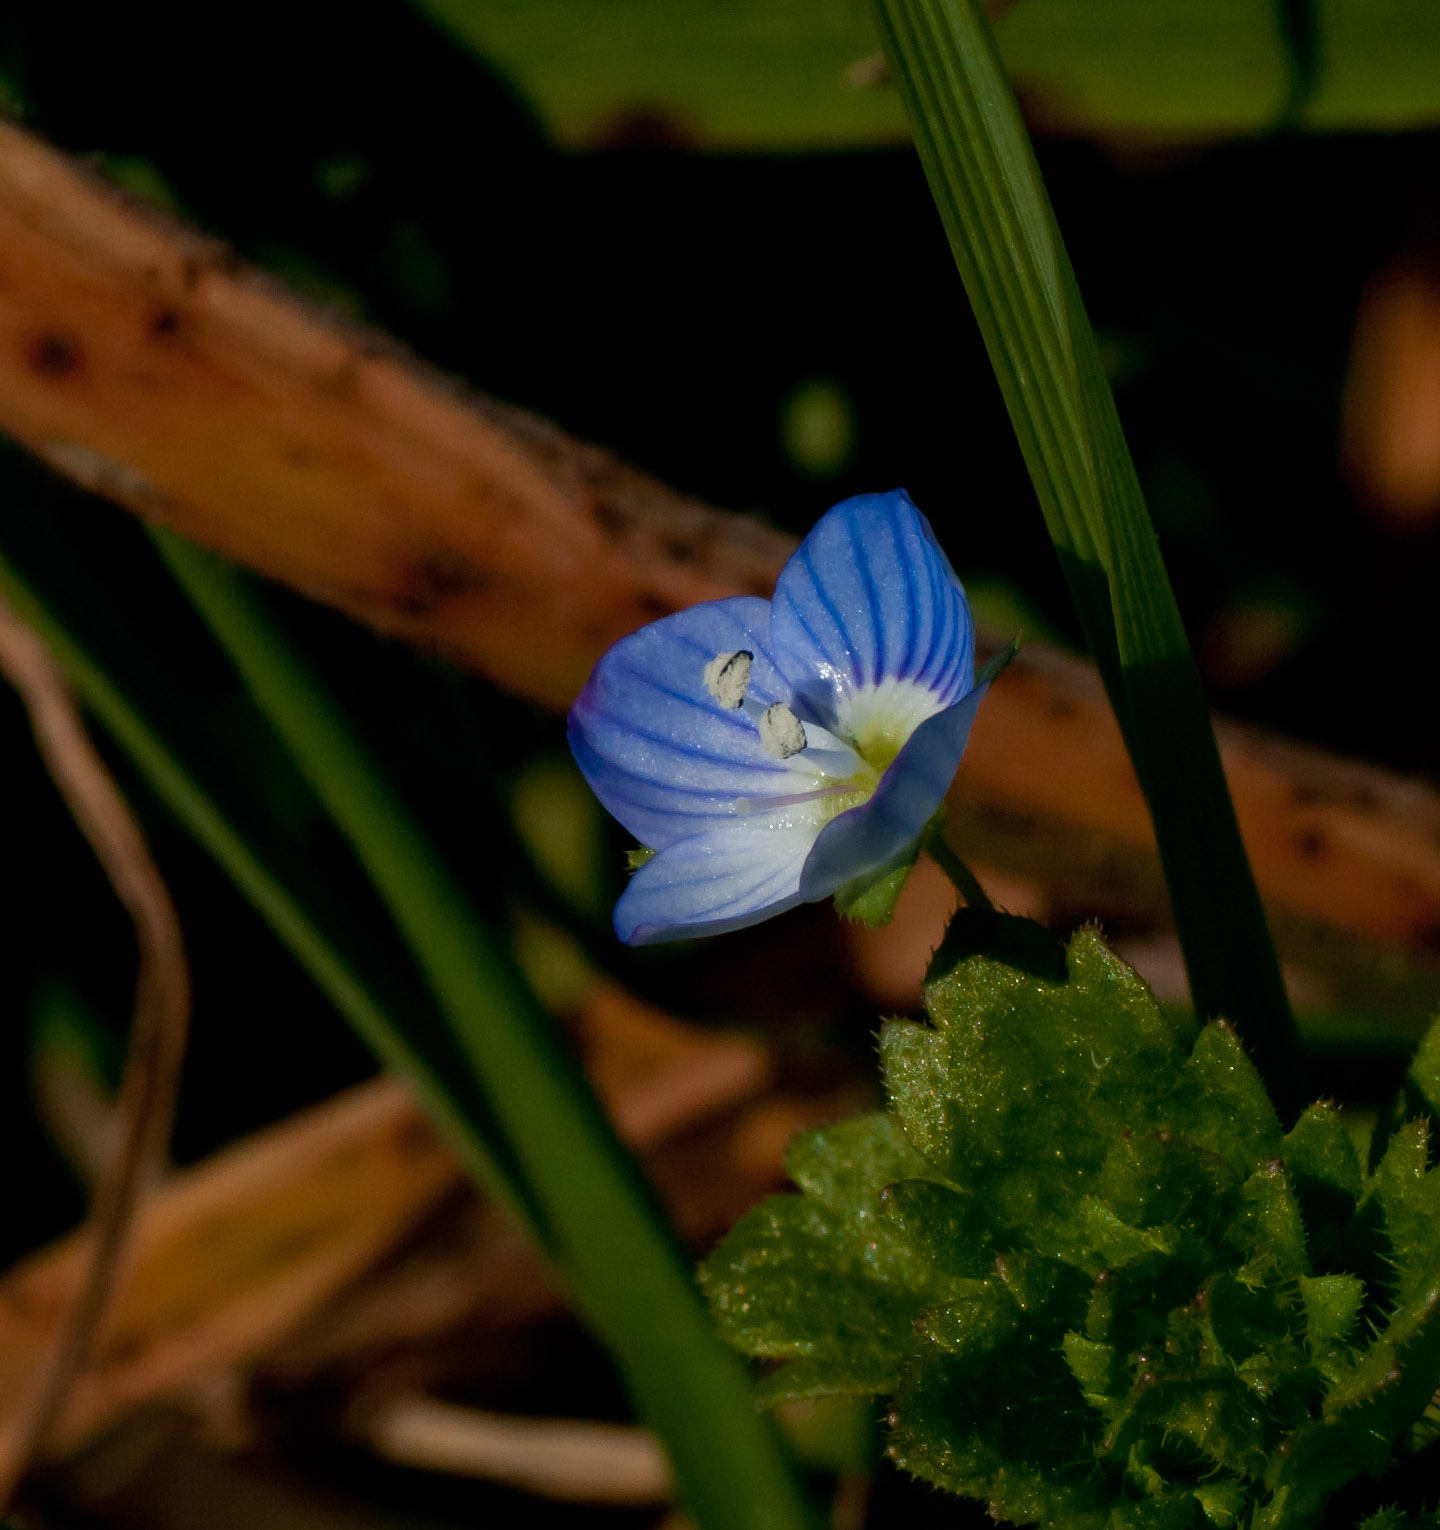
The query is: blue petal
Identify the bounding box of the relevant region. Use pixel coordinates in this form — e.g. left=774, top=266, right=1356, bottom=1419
left=567, top=596, right=801, bottom=851
left=770, top=490, right=974, bottom=720
left=798, top=683, right=988, bottom=902
left=614, top=822, right=816, bottom=944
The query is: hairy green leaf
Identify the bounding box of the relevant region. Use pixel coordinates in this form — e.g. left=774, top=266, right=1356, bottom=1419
left=706, top=914, right=1440, bottom=1527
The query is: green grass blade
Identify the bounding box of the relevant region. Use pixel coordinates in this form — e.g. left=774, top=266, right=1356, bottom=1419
left=874, top=0, right=1304, bottom=1113
left=152, top=531, right=812, bottom=1530
left=0, top=543, right=548, bottom=1245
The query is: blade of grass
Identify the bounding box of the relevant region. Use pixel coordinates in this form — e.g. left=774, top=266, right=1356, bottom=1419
left=0, top=541, right=548, bottom=1249
left=873, top=0, right=1304, bottom=1113
left=152, top=530, right=811, bottom=1530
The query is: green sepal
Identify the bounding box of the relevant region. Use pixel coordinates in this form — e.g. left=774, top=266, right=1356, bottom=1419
left=974, top=633, right=1023, bottom=688
left=831, top=831, right=925, bottom=927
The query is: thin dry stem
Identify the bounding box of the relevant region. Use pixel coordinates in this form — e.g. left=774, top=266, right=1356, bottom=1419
left=360, top=1396, right=671, bottom=1503
left=0, top=596, right=191, bottom=1511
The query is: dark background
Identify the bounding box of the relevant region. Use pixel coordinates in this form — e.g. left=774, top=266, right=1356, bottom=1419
left=0, top=6, right=1437, bottom=1521
left=4, top=0, right=1438, bottom=1239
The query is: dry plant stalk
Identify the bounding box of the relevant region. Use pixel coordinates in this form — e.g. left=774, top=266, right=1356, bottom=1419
left=0, top=1080, right=460, bottom=1471
left=0, top=598, right=191, bottom=1509
left=361, top=1397, right=671, bottom=1504
left=0, top=986, right=776, bottom=1469
left=1, top=118, right=1439, bottom=969
left=1342, top=244, right=1440, bottom=527
left=0, top=119, right=790, bottom=710
left=957, top=643, right=1440, bottom=957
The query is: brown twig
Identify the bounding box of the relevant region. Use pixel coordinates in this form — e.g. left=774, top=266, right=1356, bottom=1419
left=359, top=1397, right=672, bottom=1503
left=0, top=1079, right=462, bottom=1469
left=0, top=596, right=191, bottom=1510
left=3, top=118, right=1440, bottom=978
left=0, top=118, right=791, bottom=712
left=0, top=978, right=785, bottom=1467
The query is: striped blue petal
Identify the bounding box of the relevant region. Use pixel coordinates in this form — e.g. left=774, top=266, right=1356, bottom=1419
left=567, top=596, right=800, bottom=851
left=614, top=822, right=816, bottom=944
left=769, top=490, right=974, bottom=722
left=798, top=683, right=989, bottom=901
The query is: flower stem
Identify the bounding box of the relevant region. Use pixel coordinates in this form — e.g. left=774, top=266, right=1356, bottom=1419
left=926, top=829, right=994, bottom=911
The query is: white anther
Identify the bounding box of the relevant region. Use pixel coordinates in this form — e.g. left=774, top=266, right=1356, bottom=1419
left=704, top=649, right=753, bottom=709
left=758, top=703, right=807, bottom=759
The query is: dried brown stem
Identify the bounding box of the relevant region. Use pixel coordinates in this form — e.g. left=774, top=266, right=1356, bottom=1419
left=0, top=118, right=791, bottom=711
left=2, top=117, right=1440, bottom=977
left=359, top=1397, right=671, bottom=1503
left=0, top=597, right=191, bottom=1510
left=0, top=982, right=779, bottom=1468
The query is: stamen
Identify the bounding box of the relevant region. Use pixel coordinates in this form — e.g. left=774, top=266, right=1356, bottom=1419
left=803, top=746, right=865, bottom=778
left=758, top=703, right=806, bottom=759
left=734, top=783, right=854, bottom=816
left=785, top=718, right=863, bottom=778
left=703, top=649, right=753, bottom=709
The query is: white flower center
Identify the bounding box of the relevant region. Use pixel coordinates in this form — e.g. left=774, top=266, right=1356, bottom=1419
left=832, top=679, right=947, bottom=772
left=703, top=653, right=948, bottom=829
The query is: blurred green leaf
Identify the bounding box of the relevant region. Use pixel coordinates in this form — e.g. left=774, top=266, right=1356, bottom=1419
left=773, top=1394, right=876, bottom=1475
left=411, top=0, right=902, bottom=148
left=779, top=378, right=857, bottom=479
left=409, top=0, right=1440, bottom=150
left=510, top=754, right=608, bottom=921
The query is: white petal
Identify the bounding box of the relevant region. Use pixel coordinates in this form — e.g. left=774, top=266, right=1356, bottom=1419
left=614, top=821, right=817, bottom=944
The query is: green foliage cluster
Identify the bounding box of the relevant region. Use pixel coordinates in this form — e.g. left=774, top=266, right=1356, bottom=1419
left=704, top=914, right=1440, bottom=1529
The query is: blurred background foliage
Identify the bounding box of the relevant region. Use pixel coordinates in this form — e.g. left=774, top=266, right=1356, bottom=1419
left=417, top=0, right=1440, bottom=146
left=4, top=0, right=1440, bottom=1524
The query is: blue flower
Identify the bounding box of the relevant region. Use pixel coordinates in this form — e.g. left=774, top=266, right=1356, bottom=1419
left=568, top=490, right=990, bottom=944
